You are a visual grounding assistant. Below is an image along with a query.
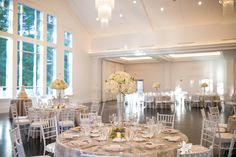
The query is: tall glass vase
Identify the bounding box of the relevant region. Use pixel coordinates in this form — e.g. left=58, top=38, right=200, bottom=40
left=116, top=92, right=125, bottom=126
left=57, top=89, right=62, bottom=105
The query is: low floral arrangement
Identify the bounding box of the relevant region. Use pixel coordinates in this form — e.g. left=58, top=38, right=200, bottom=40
left=50, top=79, right=68, bottom=90
left=110, top=127, right=125, bottom=139
left=152, top=82, right=160, bottom=90
left=201, top=83, right=208, bottom=88
left=104, top=71, right=136, bottom=95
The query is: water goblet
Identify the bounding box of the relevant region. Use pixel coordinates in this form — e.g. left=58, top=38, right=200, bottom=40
left=109, top=114, right=114, bottom=125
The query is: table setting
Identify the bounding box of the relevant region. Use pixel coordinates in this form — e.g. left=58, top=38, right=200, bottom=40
left=55, top=117, right=188, bottom=157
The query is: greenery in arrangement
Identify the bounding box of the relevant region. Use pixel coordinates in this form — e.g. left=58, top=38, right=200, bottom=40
left=110, top=127, right=125, bottom=139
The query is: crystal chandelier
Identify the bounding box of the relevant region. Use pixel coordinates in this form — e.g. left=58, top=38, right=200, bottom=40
left=219, top=0, right=235, bottom=15
left=95, top=0, right=114, bottom=26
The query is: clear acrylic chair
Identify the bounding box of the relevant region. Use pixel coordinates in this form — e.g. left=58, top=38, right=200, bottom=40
left=90, top=101, right=100, bottom=115
left=40, top=116, right=58, bottom=155
left=23, top=101, right=32, bottom=117
left=10, top=127, right=50, bottom=157
left=208, top=106, right=227, bottom=129
left=10, top=103, right=31, bottom=131
left=80, top=113, right=91, bottom=126
left=228, top=130, right=236, bottom=157
left=204, top=95, right=213, bottom=108
left=214, top=122, right=234, bottom=157
left=177, top=119, right=217, bottom=157
left=58, top=108, right=75, bottom=133
left=201, top=108, right=207, bottom=120
left=191, top=95, right=201, bottom=108
left=27, top=108, right=50, bottom=141
left=156, top=113, right=175, bottom=129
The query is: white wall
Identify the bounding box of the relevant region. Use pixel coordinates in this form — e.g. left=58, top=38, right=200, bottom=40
left=125, top=59, right=233, bottom=96
left=0, top=0, right=92, bottom=113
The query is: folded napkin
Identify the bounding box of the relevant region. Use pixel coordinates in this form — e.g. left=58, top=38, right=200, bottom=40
left=178, top=141, right=192, bottom=155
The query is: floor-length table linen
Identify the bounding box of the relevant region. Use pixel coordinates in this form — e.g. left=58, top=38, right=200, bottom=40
left=55, top=125, right=188, bottom=157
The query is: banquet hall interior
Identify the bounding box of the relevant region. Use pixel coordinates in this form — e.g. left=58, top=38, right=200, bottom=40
left=1, top=0, right=236, bottom=157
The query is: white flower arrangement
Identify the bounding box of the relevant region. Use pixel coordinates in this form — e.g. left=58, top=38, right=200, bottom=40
left=201, top=83, right=208, bottom=88
left=50, top=79, right=68, bottom=90
left=152, top=82, right=160, bottom=90
left=104, top=71, right=136, bottom=95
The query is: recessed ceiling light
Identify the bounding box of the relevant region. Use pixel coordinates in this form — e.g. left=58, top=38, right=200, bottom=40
left=119, top=14, right=123, bottom=18
left=169, top=52, right=221, bottom=58
left=120, top=56, right=153, bottom=61
left=160, top=7, right=164, bottom=12
left=198, top=1, right=202, bottom=5
left=133, top=0, right=137, bottom=4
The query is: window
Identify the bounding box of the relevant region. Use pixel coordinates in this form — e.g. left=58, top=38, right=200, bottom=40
left=0, top=0, right=13, bottom=33
left=46, top=47, right=56, bottom=95
left=136, top=80, right=144, bottom=93
left=17, top=41, right=43, bottom=96
left=18, top=3, right=43, bottom=40
left=64, top=50, right=72, bottom=95
left=64, top=32, right=72, bottom=48
left=0, top=37, right=10, bottom=98
left=47, top=14, right=56, bottom=43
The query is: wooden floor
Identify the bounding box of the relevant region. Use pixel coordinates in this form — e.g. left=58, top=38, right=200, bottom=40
left=0, top=101, right=234, bottom=157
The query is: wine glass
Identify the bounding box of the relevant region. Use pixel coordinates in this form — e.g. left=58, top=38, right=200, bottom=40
left=109, top=114, right=114, bottom=125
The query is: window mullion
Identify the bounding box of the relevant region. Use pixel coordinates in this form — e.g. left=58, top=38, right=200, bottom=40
left=33, top=44, right=37, bottom=95
left=19, top=41, right=23, bottom=87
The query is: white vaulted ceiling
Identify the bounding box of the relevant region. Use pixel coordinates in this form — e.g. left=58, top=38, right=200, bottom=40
left=67, top=0, right=236, bottom=58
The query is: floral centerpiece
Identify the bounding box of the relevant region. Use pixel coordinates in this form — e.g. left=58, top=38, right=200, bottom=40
left=50, top=79, right=68, bottom=90
left=201, top=83, right=208, bottom=88
left=152, top=82, right=160, bottom=91
left=104, top=71, right=136, bottom=95
left=50, top=79, right=68, bottom=106
left=200, top=83, right=208, bottom=94
left=104, top=71, right=136, bottom=126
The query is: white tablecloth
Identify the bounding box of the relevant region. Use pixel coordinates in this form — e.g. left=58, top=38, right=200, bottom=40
left=55, top=125, right=188, bottom=157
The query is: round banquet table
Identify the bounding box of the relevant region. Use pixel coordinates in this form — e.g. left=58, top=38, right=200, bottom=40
left=55, top=124, right=188, bottom=157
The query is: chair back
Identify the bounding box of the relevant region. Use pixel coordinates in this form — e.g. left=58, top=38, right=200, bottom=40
left=23, top=101, right=32, bottom=117
left=11, top=103, right=19, bottom=119
left=228, top=130, right=236, bottom=157
left=59, top=108, right=75, bottom=121
left=200, top=109, right=207, bottom=120
left=9, top=127, right=22, bottom=157
left=15, top=140, right=26, bottom=157
left=200, top=119, right=217, bottom=148
left=80, top=113, right=91, bottom=126
left=90, top=102, right=100, bottom=114
left=208, top=112, right=219, bottom=122
left=156, top=113, right=175, bottom=129
left=192, top=95, right=200, bottom=101
left=208, top=106, right=220, bottom=117
left=40, top=116, right=58, bottom=147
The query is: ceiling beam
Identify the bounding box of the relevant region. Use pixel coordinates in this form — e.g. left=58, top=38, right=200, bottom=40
left=140, top=0, right=154, bottom=31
